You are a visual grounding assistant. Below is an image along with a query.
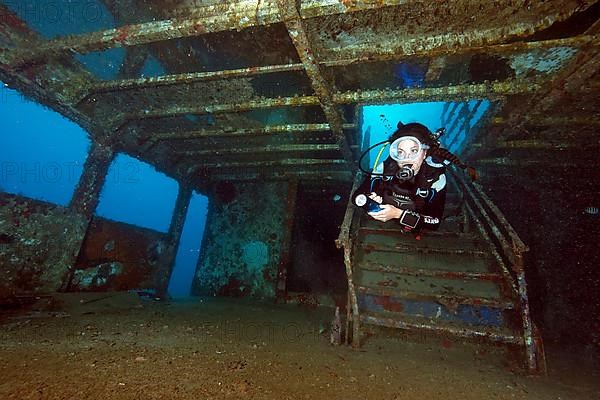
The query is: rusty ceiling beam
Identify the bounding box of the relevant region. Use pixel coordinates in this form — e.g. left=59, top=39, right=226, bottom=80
left=77, top=35, right=598, bottom=99
left=322, top=34, right=599, bottom=67
left=4, top=0, right=406, bottom=69
left=471, top=139, right=598, bottom=150
left=333, top=79, right=543, bottom=104
left=324, top=16, right=597, bottom=61
left=112, top=95, right=322, bottom=130
left=191, top=158, right=347, bottom=169
left=114, top=79, right=542, bottom=130
left=79, top=62, right=305, bottom=100
left=493, top=116, right=600, bottom=127
left=150, top=123, right=356, bottom=141
left=180, top=143, right=340, bottom=156
left=496, top=24, right=600, bottom=140
left=474, top=157, right=587, bottom=167
left=209, top=170, right=354, bottom=182
left=276, top=0, right=355, bottom=166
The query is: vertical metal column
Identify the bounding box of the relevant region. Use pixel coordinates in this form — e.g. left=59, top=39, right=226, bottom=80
left=69, top=142, right=115, bottom=219
left=156, top=184, right=194, bottom=298
left=63, top=141, right=115, bottom=291
left=276, top=179, right=298, bottom=301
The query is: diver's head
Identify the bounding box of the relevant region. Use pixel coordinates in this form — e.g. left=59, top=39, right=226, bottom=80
left=388, top=122, right=433, bottom=180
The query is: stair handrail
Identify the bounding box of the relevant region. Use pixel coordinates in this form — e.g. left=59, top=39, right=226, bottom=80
left=335, top=172, right=364, bottom=346
left=449, top=167, right=545, bottom=374
left=451, top=168, right=529, bottom=273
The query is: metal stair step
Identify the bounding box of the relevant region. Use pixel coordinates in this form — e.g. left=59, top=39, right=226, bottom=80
left=359, top=311, right=521, bottom=345
left=358, top=241, right=488, bottom=257
left=356, top=285, right=513, bottom=309
left=355, top=269, right=503, bottom=299
left=356, top=247, right=494, bottom=273
left=358, top=229, right=487, bottom=251
left=358, top=226, right=473, bottom=238
left=359, top=213, right=467, bottom=233
left=358, top=261, right=503, bottom=282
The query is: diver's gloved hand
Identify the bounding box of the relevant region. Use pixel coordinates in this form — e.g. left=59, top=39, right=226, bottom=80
left=368, top=204, right=404, bottom=222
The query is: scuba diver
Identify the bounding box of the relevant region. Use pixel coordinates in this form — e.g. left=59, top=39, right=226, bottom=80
left=353, top=121, right=475, bottom=232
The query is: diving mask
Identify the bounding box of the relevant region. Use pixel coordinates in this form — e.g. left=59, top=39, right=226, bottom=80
left=389, top=136, right=429, bottom=162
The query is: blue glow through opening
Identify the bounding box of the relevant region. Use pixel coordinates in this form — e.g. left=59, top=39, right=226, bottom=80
left=0, top=82, right=91, bottom=205
left=95, top=153, right=179, bottom=233
left=360, top=100, right=490, bottom=170
left=168, top=191, right=209, bottom=298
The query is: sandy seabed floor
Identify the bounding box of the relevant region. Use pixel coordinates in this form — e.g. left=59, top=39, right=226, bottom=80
left=0, top=293, right=598, bottom=400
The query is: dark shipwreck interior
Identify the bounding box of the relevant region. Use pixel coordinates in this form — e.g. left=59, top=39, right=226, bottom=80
left=0, top=1, right=599, bottom=399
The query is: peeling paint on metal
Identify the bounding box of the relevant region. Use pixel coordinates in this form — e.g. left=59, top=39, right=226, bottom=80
left=510, top=47, right=578, bottom=76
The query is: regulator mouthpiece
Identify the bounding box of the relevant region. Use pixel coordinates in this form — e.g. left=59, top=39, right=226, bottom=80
left=396, top=166, right=414, bottom=181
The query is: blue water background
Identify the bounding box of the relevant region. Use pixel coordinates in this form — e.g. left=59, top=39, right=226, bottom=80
left=0, top=84, right=206, bottom=297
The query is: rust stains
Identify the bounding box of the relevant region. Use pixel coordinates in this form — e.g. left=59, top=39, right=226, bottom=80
left=374, top=295, right=405, bottom=313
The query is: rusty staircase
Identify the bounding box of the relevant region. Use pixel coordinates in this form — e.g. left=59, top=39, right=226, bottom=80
left=336, top=169, right=546, bottom=374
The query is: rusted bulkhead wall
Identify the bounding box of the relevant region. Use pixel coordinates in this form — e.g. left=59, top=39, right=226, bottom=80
left=193, top=181, right=288, bottom=299
left=0, top=192, right=88, bottom=298
left=70, top=217, right=171, bottom=292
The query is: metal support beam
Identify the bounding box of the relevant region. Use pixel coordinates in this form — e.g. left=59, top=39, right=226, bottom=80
left=276, top=0, right=354, bottom=165
left=190, top=158, right=347, bottom=169
left=112, top=95, right=322, bottom=130
left=492, top=116, right=600, bottom=127
left=115, top=79, right=542, bottom=130
left=78, top=62, right=305, bottom=101
left=4, top=0, right=408, bottom=68
left=324, top=22, right=597, bottom=61
left=209, top=170, right=353, bottom=182
left=151, top=123, right=356, bottom=141
left=155, top=185, right=194, bottom=298
left=80, top=35, right=598, bottom=99
left=333, top=79, right=543, bottom=104
left=69, top=142, right=115, bottom=219
left=180, top=144, right=339, bottom=156
left=471, top=139, right=600, bottom=150
left=276, top=179, right=298, bottom=300
left=65, top=141, right=115, bottom=292
left=6, top=1, right=594, bottom=70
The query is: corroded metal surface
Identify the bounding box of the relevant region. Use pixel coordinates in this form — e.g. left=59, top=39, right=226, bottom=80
left=334, top=80, right=542, bottom=104
left=194, top=181, right=288, bottom=298
left=277, top=0, right=354, bottom=164
left=114, top=95, right=322, bottom=127
left=359, top=262, right=503, bottom=282
left=0, top=193, right=88, bottom=297
left=81, top=35, right=597, bottom=103
left=276, top=179, right=298, bottom=300
left=309, top=1, right=594, bottom=60
left=150, top=123, right=356, bottom=141
left=112, top=80, right=541, bottom=132
left=72, top=217, right=171, bottom=292
left=360, top=313, right=520, bottom=344
left=69, top=143, right=115, bottom=220
left=4, top=0, right=414, bottom=68
left=80, top=62, right=305, bottom=99
left=209, top=170, right=353, bottom=182
left=190, top=158, right=347, bottom=169
left=181, top=143, right=340, bottom=156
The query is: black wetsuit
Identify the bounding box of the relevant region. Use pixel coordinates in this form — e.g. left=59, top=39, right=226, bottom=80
left=354, top=156, right=448, bottom=231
